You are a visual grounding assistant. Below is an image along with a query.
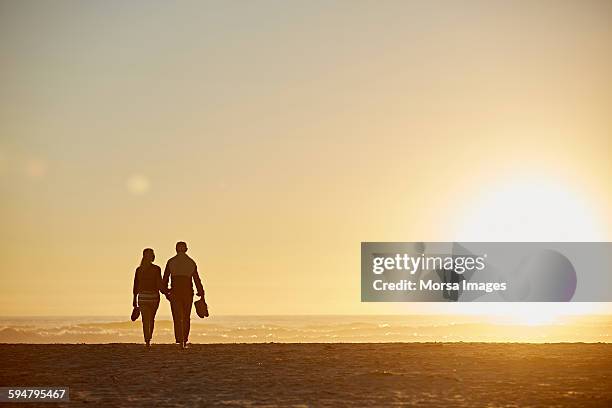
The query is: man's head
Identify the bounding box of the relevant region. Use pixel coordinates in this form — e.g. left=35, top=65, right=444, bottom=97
left=176, top=241, right=188, bottom=253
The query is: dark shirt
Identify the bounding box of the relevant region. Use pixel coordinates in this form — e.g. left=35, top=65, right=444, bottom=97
left=133, top=264, right=165, bottom=295
left=162, top=253, right=204, bottom=297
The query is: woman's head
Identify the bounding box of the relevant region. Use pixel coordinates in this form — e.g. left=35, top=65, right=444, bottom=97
left=141, top=248, right=155, bottom=267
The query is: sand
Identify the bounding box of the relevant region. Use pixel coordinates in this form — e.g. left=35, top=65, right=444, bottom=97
left=1, top=343, right=611, bottom=407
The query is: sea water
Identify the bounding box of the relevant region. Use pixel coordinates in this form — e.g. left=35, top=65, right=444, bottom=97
left=0, top=315, right=610, bottom=344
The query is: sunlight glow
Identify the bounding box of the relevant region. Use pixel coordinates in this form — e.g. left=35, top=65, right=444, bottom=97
left=454, top=176, right=604, bottom=242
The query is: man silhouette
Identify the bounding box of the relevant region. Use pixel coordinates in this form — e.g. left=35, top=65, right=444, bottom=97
left=163, top=241, right=204, bottom=348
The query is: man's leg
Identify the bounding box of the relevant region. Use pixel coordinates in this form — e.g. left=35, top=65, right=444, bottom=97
left=170, top=296, right=183, bottom=343
left=182, top=296, right=193, bottom=343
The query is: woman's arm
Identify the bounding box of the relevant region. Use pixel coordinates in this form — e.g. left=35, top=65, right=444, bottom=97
left=132, top=268, right=139, bottom=307
left=156, top=265, right=168, bottom=295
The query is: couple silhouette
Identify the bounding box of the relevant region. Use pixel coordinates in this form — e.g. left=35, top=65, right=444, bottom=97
left=132, top=241, right=205, bottom=348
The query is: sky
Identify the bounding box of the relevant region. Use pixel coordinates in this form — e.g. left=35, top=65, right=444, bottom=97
left=1, top=0, right=611, bottom=316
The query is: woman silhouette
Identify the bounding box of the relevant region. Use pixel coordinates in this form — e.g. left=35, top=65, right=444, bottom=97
left=132, top=248, right=165, bottom=347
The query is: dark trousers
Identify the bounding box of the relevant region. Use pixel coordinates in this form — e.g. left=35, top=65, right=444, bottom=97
left=170, top=294, right=193, bottom=343
left=139, top=298, right=160, bottom=342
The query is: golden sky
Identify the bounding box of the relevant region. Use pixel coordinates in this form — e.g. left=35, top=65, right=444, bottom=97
left=1, top=0, right=611, bottom=316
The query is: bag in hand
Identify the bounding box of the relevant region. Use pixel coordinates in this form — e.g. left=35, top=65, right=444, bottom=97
left=194, top=298, right=209, bottom=318
left=131, top=306, right=140, bottom=321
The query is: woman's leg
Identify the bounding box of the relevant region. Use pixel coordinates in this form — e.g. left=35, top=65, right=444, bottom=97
left=139, top=301, right=151, bottom=343
left=138, top=300, right=153, bottom=344
left=149, top=299, right=160, bottom=341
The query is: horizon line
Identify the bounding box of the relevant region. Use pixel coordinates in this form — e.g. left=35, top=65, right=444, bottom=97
left=2, top=313, right=612, bottom=318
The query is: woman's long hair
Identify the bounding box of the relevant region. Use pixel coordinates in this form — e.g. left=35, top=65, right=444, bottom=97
left=140, top=248, right=155, bottom=270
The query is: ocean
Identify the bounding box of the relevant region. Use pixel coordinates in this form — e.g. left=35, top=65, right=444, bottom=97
left=1, top=315, right=610, bottom=343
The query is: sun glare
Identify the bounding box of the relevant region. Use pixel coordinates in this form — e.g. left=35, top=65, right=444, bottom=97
left=454, top=176, right=604, bottom=242
left=398, top=175, right=612, bottom=324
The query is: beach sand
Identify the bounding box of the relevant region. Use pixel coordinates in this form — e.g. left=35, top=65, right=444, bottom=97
left=1, top=343, right=611, bottom=407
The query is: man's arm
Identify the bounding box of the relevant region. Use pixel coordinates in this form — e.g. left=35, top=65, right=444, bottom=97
left=193, top=264, right=205, bottom=297
left=162, top=262, right=171, bottom=294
